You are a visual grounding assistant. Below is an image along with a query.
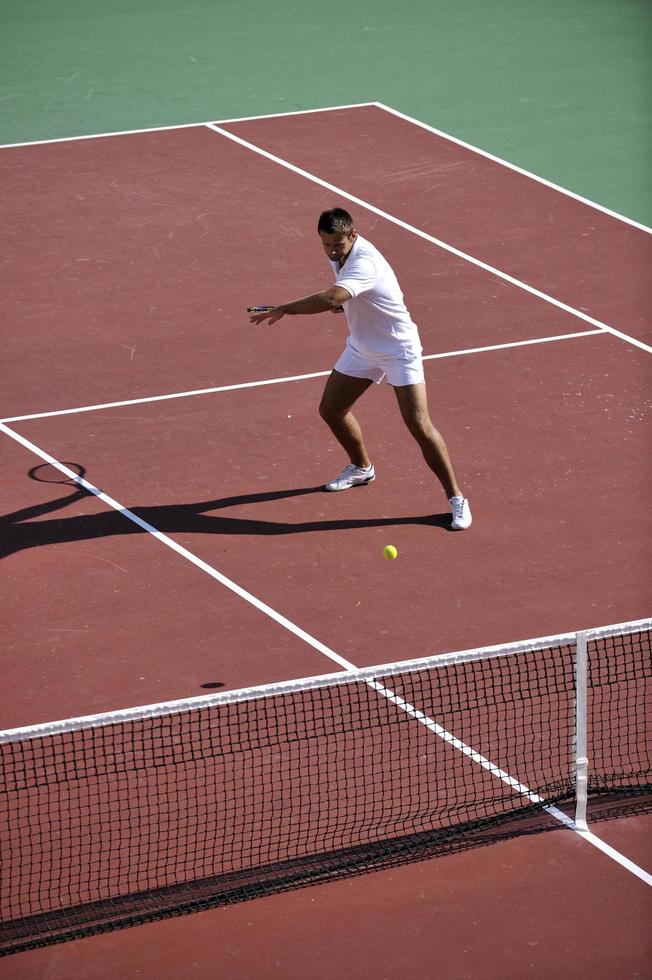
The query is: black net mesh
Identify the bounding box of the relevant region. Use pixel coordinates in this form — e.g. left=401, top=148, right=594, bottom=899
left=1, top=627, right=649, bottom=954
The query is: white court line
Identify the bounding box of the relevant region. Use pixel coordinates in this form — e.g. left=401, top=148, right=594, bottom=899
left=373, top=103, right=652, bottom=235
left=0, top=119, right=205, bottom=150
left=548, top=811, right=652, bottom=885
left=3, top=107, right=649, bottom=881
left=2, top=105, right=648, bottom=358
left=213, top=102, right=376, bottom=125
left=0, top=329, right=605, bottom=424
left=0, top=103, right=375, bottom=150
left=0, top=422, right=354, bottom=673
left=207, top=123, right=652, bottom=357
left=1, top=99, right=649, bottom=235
left=369, top=679, right=652, bottom=886
left=2, top=419, right=650, bottom=884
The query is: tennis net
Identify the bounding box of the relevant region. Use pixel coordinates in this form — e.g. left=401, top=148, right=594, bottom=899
left=1, top=618, right=650, bottom=954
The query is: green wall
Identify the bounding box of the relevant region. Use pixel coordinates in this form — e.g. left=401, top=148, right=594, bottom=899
left=1, top=0, right=650, bottom=224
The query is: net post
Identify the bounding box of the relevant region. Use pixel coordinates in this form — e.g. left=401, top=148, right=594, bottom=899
left=574, top=630, right=589, bottom=831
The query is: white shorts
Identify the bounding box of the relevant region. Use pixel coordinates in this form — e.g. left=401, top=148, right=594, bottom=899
left=334, top=340, right=425, bottom=386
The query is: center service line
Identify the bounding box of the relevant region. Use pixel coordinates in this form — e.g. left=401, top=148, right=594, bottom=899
left=206, top=123, right=652, bottom=356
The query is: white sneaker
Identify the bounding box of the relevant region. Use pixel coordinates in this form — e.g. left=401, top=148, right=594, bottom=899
left=449, top=496, right=472, bottom=530
left=325, top=463, right=375, bottom=492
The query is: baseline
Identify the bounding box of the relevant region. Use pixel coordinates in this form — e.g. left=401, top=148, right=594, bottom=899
left=0, top=103, right=375, bottom=151
left=2, top=100, right=647, bottom=235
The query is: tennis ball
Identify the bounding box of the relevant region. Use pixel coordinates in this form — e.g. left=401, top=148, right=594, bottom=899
left=383, top=545, right=398, bottom=560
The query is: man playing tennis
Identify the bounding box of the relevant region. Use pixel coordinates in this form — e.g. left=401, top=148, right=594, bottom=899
left=249, top=207, right=471, bottom=530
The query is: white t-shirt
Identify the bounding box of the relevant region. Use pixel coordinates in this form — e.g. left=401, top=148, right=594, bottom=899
left=329, top=235, right=421, bottom=355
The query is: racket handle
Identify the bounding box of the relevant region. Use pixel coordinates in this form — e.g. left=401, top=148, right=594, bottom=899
left=247, top=306, right=274, bottom=313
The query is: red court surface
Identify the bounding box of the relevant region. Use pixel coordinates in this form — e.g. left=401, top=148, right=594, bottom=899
left=2, top=106, right=651, bottom=977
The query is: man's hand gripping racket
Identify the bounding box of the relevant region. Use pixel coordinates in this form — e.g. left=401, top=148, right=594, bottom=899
left=247, top=306, right=285, bottom=325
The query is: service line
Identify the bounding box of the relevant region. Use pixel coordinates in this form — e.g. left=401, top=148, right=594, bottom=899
left=0, top=329, right=605, bottom=424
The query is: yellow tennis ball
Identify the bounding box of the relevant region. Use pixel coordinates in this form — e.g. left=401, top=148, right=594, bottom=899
left=383, top=545, right=398, bottom=560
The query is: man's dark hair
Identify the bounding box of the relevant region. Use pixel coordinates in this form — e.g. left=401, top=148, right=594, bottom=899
left=318, top=208, right=354, bottom=235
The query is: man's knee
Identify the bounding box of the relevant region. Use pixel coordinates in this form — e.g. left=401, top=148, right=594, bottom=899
left=404, top=410, right=435, bottom=443
left=319, top=398, right=339, bottom=425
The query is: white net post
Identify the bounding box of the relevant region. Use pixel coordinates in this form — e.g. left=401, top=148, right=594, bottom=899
left=574, top=630, right=589, bottom=831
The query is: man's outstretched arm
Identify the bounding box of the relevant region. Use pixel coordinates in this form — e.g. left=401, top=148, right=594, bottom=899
left=249, top=286, right=351, bottom=324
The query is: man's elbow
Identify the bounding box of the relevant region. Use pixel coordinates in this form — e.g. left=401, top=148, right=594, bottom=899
left=324, top=288, right=350, bottom=309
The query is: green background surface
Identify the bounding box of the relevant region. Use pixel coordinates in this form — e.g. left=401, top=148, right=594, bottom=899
left=1, top=0, right=650, bottom=225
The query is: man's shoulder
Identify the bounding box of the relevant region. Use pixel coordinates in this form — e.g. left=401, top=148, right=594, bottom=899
left=346, top=235, right=380, bottom=272
left=353, top=235, right=380, bottom=260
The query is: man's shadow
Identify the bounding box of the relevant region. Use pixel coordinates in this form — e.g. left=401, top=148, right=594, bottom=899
left=1, top=477, right=452, bottom=560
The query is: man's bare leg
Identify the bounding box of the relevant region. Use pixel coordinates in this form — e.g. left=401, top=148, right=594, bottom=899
left=319, top=370, right=374, bottom=467
left=393, top=383, right=463, bottom=500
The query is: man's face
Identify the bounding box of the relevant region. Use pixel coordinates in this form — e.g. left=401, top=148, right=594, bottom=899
left=319, top=229, right=357, bottom=264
